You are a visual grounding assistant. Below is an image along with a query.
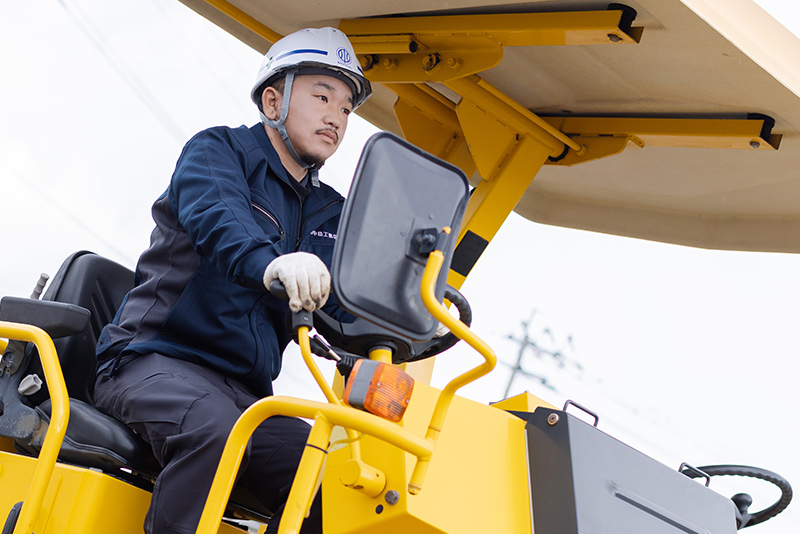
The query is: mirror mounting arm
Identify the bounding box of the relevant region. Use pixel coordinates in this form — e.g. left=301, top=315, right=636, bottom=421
left=414, top=226, right=453, bottom=256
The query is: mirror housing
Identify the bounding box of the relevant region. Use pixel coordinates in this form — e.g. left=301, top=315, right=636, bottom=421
left=332, top=132, right=469, bottom=341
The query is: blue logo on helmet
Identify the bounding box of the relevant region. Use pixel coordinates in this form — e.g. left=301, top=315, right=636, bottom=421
left=336, top=47, right=351, bottom=64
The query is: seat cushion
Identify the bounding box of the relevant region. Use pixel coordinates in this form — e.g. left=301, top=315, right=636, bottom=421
left=36, top=398, right=160, bottom=480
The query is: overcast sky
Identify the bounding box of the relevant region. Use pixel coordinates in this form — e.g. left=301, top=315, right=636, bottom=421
left=2, top=1, right=799, bottom=531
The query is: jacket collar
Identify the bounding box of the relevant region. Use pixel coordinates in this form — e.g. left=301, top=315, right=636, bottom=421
left=250, top=123, right=294, bottom=187
left=249, top=124, right=344, bottom=204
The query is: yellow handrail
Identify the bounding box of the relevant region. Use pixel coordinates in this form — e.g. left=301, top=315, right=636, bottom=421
left=298, top=326, right=340, bottom=405
left=195, top=394, right=433, bottom=534
left=0, top=321, right=69, bottom=534
left=278, top=414, right=334, bottom=533
left=297, top=327, right=361, bottom=459
left=409, top=244, right=497, bottom=494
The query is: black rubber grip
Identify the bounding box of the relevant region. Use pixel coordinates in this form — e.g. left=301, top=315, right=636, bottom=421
left=269, top=279, right=289, bottom=301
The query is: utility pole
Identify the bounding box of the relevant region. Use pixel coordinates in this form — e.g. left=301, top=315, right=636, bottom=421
left=502, top=310, right=580, bottom=398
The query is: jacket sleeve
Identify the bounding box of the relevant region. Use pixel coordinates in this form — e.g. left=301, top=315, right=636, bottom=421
left=168, top=127, right=279, bottom=290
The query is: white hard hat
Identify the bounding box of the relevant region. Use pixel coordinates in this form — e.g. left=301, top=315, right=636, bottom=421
left=251, top=27, right=371, bottom=110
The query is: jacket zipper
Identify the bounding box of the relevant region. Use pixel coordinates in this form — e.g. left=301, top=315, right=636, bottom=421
left=296, top=197, right=304, bottom=250
left=298, top=199, right=342, bottom=248
left=251, top=202, right=285, bottom=238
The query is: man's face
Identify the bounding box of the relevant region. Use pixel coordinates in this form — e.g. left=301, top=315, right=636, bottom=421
left=281, top=74, right=354, bottom=168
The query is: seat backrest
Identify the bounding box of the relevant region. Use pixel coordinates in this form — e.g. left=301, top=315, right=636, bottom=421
left=24, top=251, right=134, bottom=406
left=14, top=252, right=274, bottom=522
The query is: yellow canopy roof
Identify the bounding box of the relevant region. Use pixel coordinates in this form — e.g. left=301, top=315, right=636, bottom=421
left=180, top=0, right=800, bottom=253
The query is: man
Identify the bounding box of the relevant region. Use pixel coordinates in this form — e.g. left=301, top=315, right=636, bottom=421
left=93, top=27, right=371, bottom=534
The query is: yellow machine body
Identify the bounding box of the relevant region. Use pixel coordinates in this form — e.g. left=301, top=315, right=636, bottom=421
left=322, top=385, right=549, bottom=534
left=0, top=445, right=150, bottom=534
left=0, top=441, right=248, bottom=534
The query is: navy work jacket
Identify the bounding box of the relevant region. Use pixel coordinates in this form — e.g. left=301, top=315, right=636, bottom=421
left=96, top=124, right=347, bottom=397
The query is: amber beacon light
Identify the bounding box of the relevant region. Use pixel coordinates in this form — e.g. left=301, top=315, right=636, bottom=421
left=343, top=359, right=415, bottom=422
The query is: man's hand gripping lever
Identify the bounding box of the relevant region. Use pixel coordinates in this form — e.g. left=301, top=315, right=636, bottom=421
left=266, top=277, right=340, bottom=406
left=264, top=252, right=331, bottom=313
left=265, top=277, right=365, bottom=409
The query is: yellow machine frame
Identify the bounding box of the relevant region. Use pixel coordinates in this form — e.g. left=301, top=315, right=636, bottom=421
left=0, top=4, right=784, bottom=533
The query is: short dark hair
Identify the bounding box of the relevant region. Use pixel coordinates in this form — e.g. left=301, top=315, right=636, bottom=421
left=269, top=76, right=286, bottom=94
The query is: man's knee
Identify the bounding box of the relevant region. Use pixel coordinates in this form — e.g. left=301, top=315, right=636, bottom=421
left=95, top=355, right=242, bottom=464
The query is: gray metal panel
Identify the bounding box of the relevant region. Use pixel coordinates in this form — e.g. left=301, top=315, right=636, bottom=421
left=526, top=407, right=738, bottom=534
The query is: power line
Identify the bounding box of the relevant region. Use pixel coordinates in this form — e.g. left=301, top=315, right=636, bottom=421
left=0, top=156, right=135, bottom=265
left=499, top=310, right=746, bottom=464
left=57, top=0, right=188, bottom=143
left=147, top=0, right=256, bottom=89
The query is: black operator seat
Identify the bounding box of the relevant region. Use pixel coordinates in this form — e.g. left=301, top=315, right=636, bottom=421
left=2, top=251, right=271, bottom=522
left=26, top=250, right=134, bottom=406
left=12, top=251, right=159, bottom=480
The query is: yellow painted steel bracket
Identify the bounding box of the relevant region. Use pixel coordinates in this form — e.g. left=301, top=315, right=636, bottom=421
left=0, top=321, right=69, bottom=534
left=386, top=83, right=476, bottom=178
left=542, top=115, right=782, bottom=166
left=199, top=2, right=642, bottom=83
left=428, top=75, right=575, bottom=289
left=393, top=79, right=782, bottom=289
left=341, top=8, right=643, bottom=83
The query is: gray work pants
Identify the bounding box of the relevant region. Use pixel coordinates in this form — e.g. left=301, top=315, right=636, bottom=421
left=94, top=353, right=321, bottom=534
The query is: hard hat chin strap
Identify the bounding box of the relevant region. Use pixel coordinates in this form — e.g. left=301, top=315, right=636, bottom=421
left=260, top=71, right=320, bottom=187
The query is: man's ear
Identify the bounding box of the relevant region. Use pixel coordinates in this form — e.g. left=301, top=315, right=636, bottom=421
left=261, top=86, right=282, bottom=121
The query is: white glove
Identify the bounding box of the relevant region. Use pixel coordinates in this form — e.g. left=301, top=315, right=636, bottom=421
left=263, top=252, right=331, bottom=313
